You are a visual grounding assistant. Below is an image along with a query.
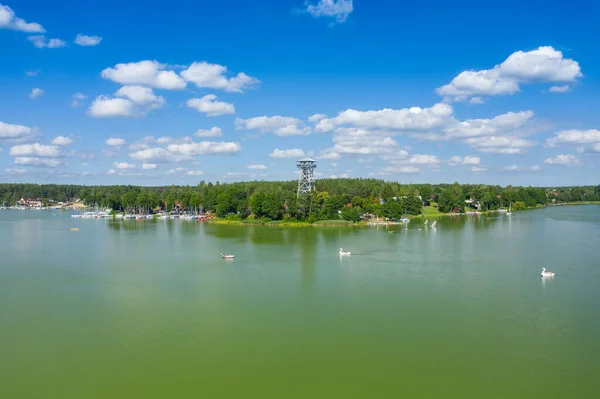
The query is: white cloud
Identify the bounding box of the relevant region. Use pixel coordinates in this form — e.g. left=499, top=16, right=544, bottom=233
left=224, top=172, right=249, bottom=179
left=28, top=36, right=66, bottom=48
left=408, top=154, right=439, bottom=165
left=436, top=46, right=582, bottom=102
left=321, top=127, right=408, bottom=160
left=548, top=85, right=571, bottom=93
left=0, top=5, right=44, bottom=32
left=101, top=60, right=186, bottom=90
left=546, top=129, right=600, bottom=150
left=501, top=164, right=541, bottom=172
left=114, top=161, right=136, bottom=170
left=330, top=163, right=338, bottom=167
left=471, top=166, right=487, bottom=173
left=309, top=113, right=327, bottom=123
left=543, top=154, right=580, bottom=166
left=0, top=121, right=35, bottom=142
left=88, top=96, right=136, bottom=118
left=74, top=34, right=102, bottom=46
left=235, top=116, right=310, bottom=136
left=376, top=165, right=420, bottom=175
left=248, top=164, right=267, bottom=170
left=194, top=127, right=223, bottom=138
left=25, top=70, right=39, bottom=77
left=187, top=95, right=234, bottom=116
left=304, top=0, right=353, bottom=24
left=9, top=143, right=62, bottom=157
left=449, top=155, right=481, bottom=166
left=167, top=167, right=204, bottom=176
left=14, top=157, right=63, bottom=167
left=71, top=93, right=87, bottom=108
left=29, top=88, right=44, bottom=99
left=142, top=163, right=157, bottom=170
left=156, top=137, right=172, bottom=144
left=469, top=97, right=485, bottom=105
left=106, top=138, right=126, bottom=147
left=442, top=111, right=534, bottom=139
left=129, top=148, right=190, bottom=163
left=167, top=141, right=241, bottom=156
left=115, top=85, right=164, bottom=107
left=462, top=155, right=480, bottom=165
left=269, top=148, right=305, bottom=158
left=314, top=103, right=454, bottom=133
left=180, top=62, right=259, bottom=93
left=465, top=136, right=536, bottom=154
left=51, top=136, right=74, bottom=146
left=107, top=169, right=116, bottom=175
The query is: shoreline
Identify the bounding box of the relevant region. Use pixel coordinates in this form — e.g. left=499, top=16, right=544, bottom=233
left=206, top=202, right=599, bottom=228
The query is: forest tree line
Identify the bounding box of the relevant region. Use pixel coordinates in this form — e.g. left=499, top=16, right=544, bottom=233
left=1, top=180, right=599, bottom=222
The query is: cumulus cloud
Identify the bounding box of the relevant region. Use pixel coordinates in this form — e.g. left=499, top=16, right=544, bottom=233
left=129, top=148, right=190, bottom=163
left=194, top=127, right=223, bottom=138
left=88, top=96, right=136, bottom=117
left=101, top=60, right=186, bottom=90
left=235, top=116, right=310, bottom=136
left=105, top=137, right=126, bottom=147
left=449, top=155, right=481, bottom=166
left=180, top=62, right=259, bottom=92
left=304, top=0, right=353, bottom=24
left=88, top=86, right=164, bottom=118
left=269, top=148, right=305, bottom=158
left=9, top=143, right=63, bottom=160
left=501, top=164, right=541, bottom=172
left=314, top=103, right=454, bottom=133
left=187, top=95, right=234, bottom=116
left=375, top=165, right=420, bottom=176
left=114, top=85, right=164, bottom=107
left=114, top=161, right=136, bottom=170
left=28, top=35, right=66, bottom=48
left=464, top=136, right=536, bottom=154
left=14, top=157, right=64, bottom=167
left=0, top=5, right=44, bottom=32
left=29, top=88, right=44, bottom=99
left=167, top=167, right=204, bottom=176
left=248, top=164, right=267, bottom=170
left=71, top=93, right=87, bottom=108
left=471, top=166, right=487, bottom=173
left=436, top=46, right=582, bottom=102
left=142, top=163, right=157, bottom=170
left=442, top=111, right=534, bottom=139
left=74, top=34, right=102, bottom=46
left=408, top=154, right=440, bottom=165
left=547, top=85, right=571, bottom=93
left=0, top=121, right=36, bottom=142
left=546, top=129, right=600, bottom=152
left=51, top=136, right=74, bottom=146
left=543, top=154, right=580, bottom=166
left=167, top=141, right=241, bottom=156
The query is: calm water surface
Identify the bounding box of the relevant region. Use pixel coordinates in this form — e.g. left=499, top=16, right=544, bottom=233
left=1, top=206, right=600, bottom=397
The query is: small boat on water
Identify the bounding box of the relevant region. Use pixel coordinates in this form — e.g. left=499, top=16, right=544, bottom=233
left=339, top=248, right=351, bottom=256
left=541, top=267, right=555, bottom=277
left=430, top=221, right=437, bottom=228
left=221, top=253, right=234, bottom=259
left=506, top=203, right=512, bottom=216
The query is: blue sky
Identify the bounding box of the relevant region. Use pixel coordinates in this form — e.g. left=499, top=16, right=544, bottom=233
left=1, top=0, right=600, bottom=186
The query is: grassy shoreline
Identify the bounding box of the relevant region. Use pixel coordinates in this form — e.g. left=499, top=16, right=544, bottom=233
left=206, top=202, right=599, bottom=228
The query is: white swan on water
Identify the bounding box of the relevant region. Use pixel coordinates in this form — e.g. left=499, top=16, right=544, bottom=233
left=339, top=248, right=351, bottom=256
left=541, top=267, right=555, bottom=277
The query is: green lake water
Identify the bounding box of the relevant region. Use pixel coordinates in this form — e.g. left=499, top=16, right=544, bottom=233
left=1, top=206, right=599, bottom=398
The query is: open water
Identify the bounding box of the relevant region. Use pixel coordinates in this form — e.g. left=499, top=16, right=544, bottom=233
left=1, top=206, right=599, bottom=397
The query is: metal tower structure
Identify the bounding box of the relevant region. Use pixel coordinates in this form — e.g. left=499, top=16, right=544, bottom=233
left=296, top=157, right=316, bottom=199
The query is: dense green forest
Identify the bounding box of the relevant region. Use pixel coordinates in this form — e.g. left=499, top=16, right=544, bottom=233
left=1, top=180, right=599, bottom=222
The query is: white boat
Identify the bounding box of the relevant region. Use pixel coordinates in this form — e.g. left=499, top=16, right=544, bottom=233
left=506, top=203, right=512, bottom=216
left=424, top=219, right=429, bottom=226
left=124, top=214, right=136, bottom=220
left=115, top=214, right=124, bottom=219
left=399, top=217, right=410, bottom=223
left=221, top=253, right=234, bottom=259
left=430, top=221, right=437, bottom=228
left=498, top=208, right=508, bottom=213
left=157, top=214, right=169, bottom=220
